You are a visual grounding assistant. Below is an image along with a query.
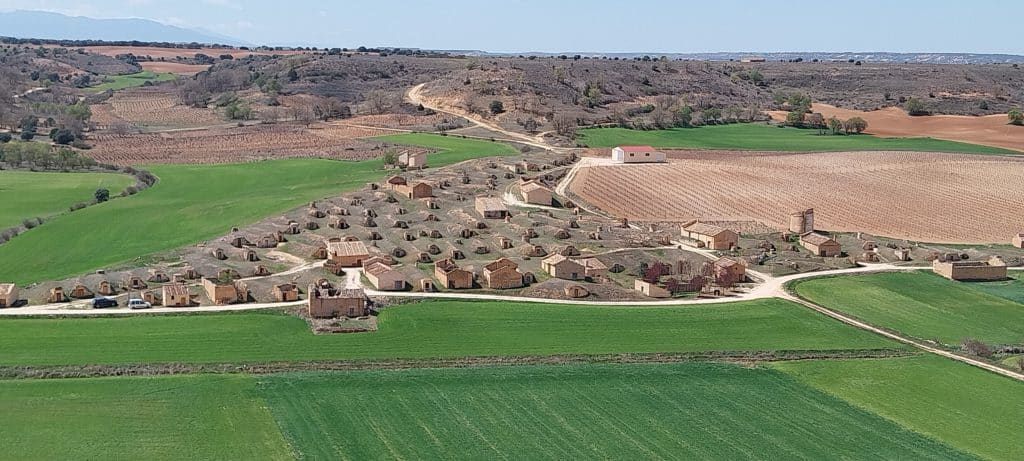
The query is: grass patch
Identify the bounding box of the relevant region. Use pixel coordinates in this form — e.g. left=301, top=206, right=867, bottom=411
left=259, top=363, right=971, bottom=460
left=87, top=70, right=177, bottom=92
left=774, top=355, right=1024, bottom=461
left=792, top=271, right=1024, bottom=345
left=0, top=374, right=291, bottom=460
left=0, top=170, right=134, bottom=229
left=578, top=124, right=1018, bottom=155
left=971, top=276, right=1024, bottom=304
left=0, top=299, right=900, bottom=367
left=375, top=132, right=518, bottom=164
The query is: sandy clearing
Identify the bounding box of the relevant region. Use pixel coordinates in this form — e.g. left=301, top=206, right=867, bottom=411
left=139, top=61, right=210, bottom=75
left=569, top=150, right=1024, bottom=244
left=769, top=104, right=1024, bottom=152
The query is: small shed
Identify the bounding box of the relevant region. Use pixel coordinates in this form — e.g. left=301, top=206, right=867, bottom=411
left=482, top=258, right=525, bottom=289
left=541, top=254, right=585, bottom=280
left=521, top=181, right=553, bottom=206
left=475, top=196, right=509, bottom=219
left=162, top=283, right=192, bottom=307
left=1013, top=233, right=1024, bottom=249
left=435, top=258, right=474, bottom=289
left=327, top=241, right=370, bottom=267
left=681, top=221, right=738, bottom=250
left=634, top=279, right=671, bottom=298
left=0, top=283, right=18, bottom=308
left=800, top=232, right=842, bottom=257
left=272, top=283, right=299, bottom=302
left=564, top=284, right=589, bottom=298
left=365, top=262, right=406, bottom=291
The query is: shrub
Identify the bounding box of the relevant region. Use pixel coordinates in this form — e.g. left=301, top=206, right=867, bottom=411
left=19, top=130, right=34, bottom=141
left=0, top=133, right=11, bottom=143
left=904, top=98, right=929, bottom=116
left=844, top=117, right=868, bottom=134
left=69, top=202, right=88, bottom=212
left=1008, top=108, right=1024, bottom=126
left=94, top=188, right=110, bottom=203
left=489, top=100, right=504, bottom=115
left=960, top=338, right=992, bottom=358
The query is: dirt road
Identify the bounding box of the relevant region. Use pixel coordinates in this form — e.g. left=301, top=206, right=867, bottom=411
left=406, top=83, right=556, bottom=151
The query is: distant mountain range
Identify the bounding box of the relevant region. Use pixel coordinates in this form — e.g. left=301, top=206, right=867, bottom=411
left=0, top=10, right=250, bottom=46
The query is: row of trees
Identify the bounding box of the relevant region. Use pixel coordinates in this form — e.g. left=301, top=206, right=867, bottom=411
left=0, top=141, right=98, bottom=170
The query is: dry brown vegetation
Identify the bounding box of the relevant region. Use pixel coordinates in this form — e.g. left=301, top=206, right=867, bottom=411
left=88, top=123, right=393, bottom=165
left=139, top=61, right=210, bottom=75
left=570, top=151, right=1024, bottom=243
left=92, top=87, right=224, bottom=130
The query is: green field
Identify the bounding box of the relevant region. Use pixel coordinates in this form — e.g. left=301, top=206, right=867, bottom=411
left=0, top=170, right=134, bottom=229
left=260, top=363, right=970, bottom=460
left=0, top=134, right=513, bottom=284
left=0, top=159, right=378, bottom=284
left=775, top=355, right=1024, bottom=461
left=0, top=299, right=900, bottom=367
left=0, top=375, right=291, bottom=460
left=375, top=132, right=518, bottom=163
left=578, top=124, right=1019, bottom=155
left=87, top=70, right=177, bottom=92
left=793, top=271, right=1024, bottom=345
left=972, top=276, right=1024, bottom=304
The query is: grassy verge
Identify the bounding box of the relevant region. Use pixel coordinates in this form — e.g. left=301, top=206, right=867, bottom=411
left=792, top=271, right=1024, bottom=345
left=258, top=363, right=971, bottom=459
left=0, top=299, right=901, bottom=367
left=0, top=375, right=291, bottom=460
left=578, top=124, right=1018, bottom=155
left=87, top=70, right=177, bottom=92
left=375, top=132, right=518, bottom=164
left=0, top=170, right=134, bottom=229
left=774, top=355, right=1024, bottom=461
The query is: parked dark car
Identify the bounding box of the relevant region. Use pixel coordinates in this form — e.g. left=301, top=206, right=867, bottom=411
left=91, top=297, right=118, bottom=308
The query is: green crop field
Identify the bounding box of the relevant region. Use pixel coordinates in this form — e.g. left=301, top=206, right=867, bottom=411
left=0, top=375, right=291, bottom=460
left=0, top=159, right=375, bottom=284
left=0, top=135, right=513, bottom=285
left=375, top=132, right=518, bottom=163
left=792, top=271, right=1024, bottom=345
left=0, top=170, right=134, bottom=229
left=971, top=276, right=1024, bottom=304
left=775, top=355, right=1024, bottom=461
left=259, top=363, right=970, bottom=460
left=578, top=124, right=1019, bottom=155
left=87, top=70, right=177, bottom=92
left=0, top=299, right=900, bottom=367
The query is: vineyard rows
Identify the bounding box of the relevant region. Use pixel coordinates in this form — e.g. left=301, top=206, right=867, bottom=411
left=570, top=150, right=1024, bottom=243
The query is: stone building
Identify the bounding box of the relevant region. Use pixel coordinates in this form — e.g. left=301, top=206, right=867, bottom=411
left=475, top=196, right=509, bottom=219
left=435, top=258, right=474, bottom=289
left=799, top=232, right=842, bottom=257
left=933, top=256, right=1007, bottom=281
left=541, top=254, right=585, bottom=280
left=611, top=145, right=666, bottom=163
left=482, top=258, right=525, bottom=289
left=161, top=283, right=192, bottom=307
left=681, top=221, right=738, bottom=250
left=308, top=283, right=366, bottom=318
left=327, top=241, right=370, bottom=267
left=788, top=208, right=815, bottom=234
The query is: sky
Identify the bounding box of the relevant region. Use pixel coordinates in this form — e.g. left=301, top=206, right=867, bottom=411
left=0, top=0, right=1020, bottom=54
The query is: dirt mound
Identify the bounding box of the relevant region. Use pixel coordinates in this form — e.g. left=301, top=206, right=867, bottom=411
left=770, top=104, right=1024, bottom=152
left=570, top=150, right=1024, bottom=243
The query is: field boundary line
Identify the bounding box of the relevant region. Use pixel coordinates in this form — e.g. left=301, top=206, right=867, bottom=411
left=0, top=349, right=914, bottom=380
left=781, top=291, right=1024, bottom=382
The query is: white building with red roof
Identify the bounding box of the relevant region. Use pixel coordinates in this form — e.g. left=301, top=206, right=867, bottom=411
left=611, top=145, right=666, bottom=163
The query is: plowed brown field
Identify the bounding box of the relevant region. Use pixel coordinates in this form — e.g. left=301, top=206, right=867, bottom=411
left=769, top=104, right=1024, bottom=152
left=570, top=150, right=1024, bottom=243
left=139, top=61, right=210, bottom=75
left=88, top=123, right=400, bottom=165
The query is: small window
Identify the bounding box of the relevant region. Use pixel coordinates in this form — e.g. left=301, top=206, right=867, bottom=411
left=645, top=153, right=649, bottom=157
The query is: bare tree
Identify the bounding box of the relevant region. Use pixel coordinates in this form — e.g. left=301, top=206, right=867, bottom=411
left=259, top=107, right=282, bottom=124
left=109, top=120, right=133, bottom=136
left=552, top=114, right=577, bottom=138
left=364, top=90, right=393, bottom=115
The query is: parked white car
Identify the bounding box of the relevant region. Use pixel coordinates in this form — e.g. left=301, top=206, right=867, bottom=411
left=127, top=298, right=152, bottom=310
